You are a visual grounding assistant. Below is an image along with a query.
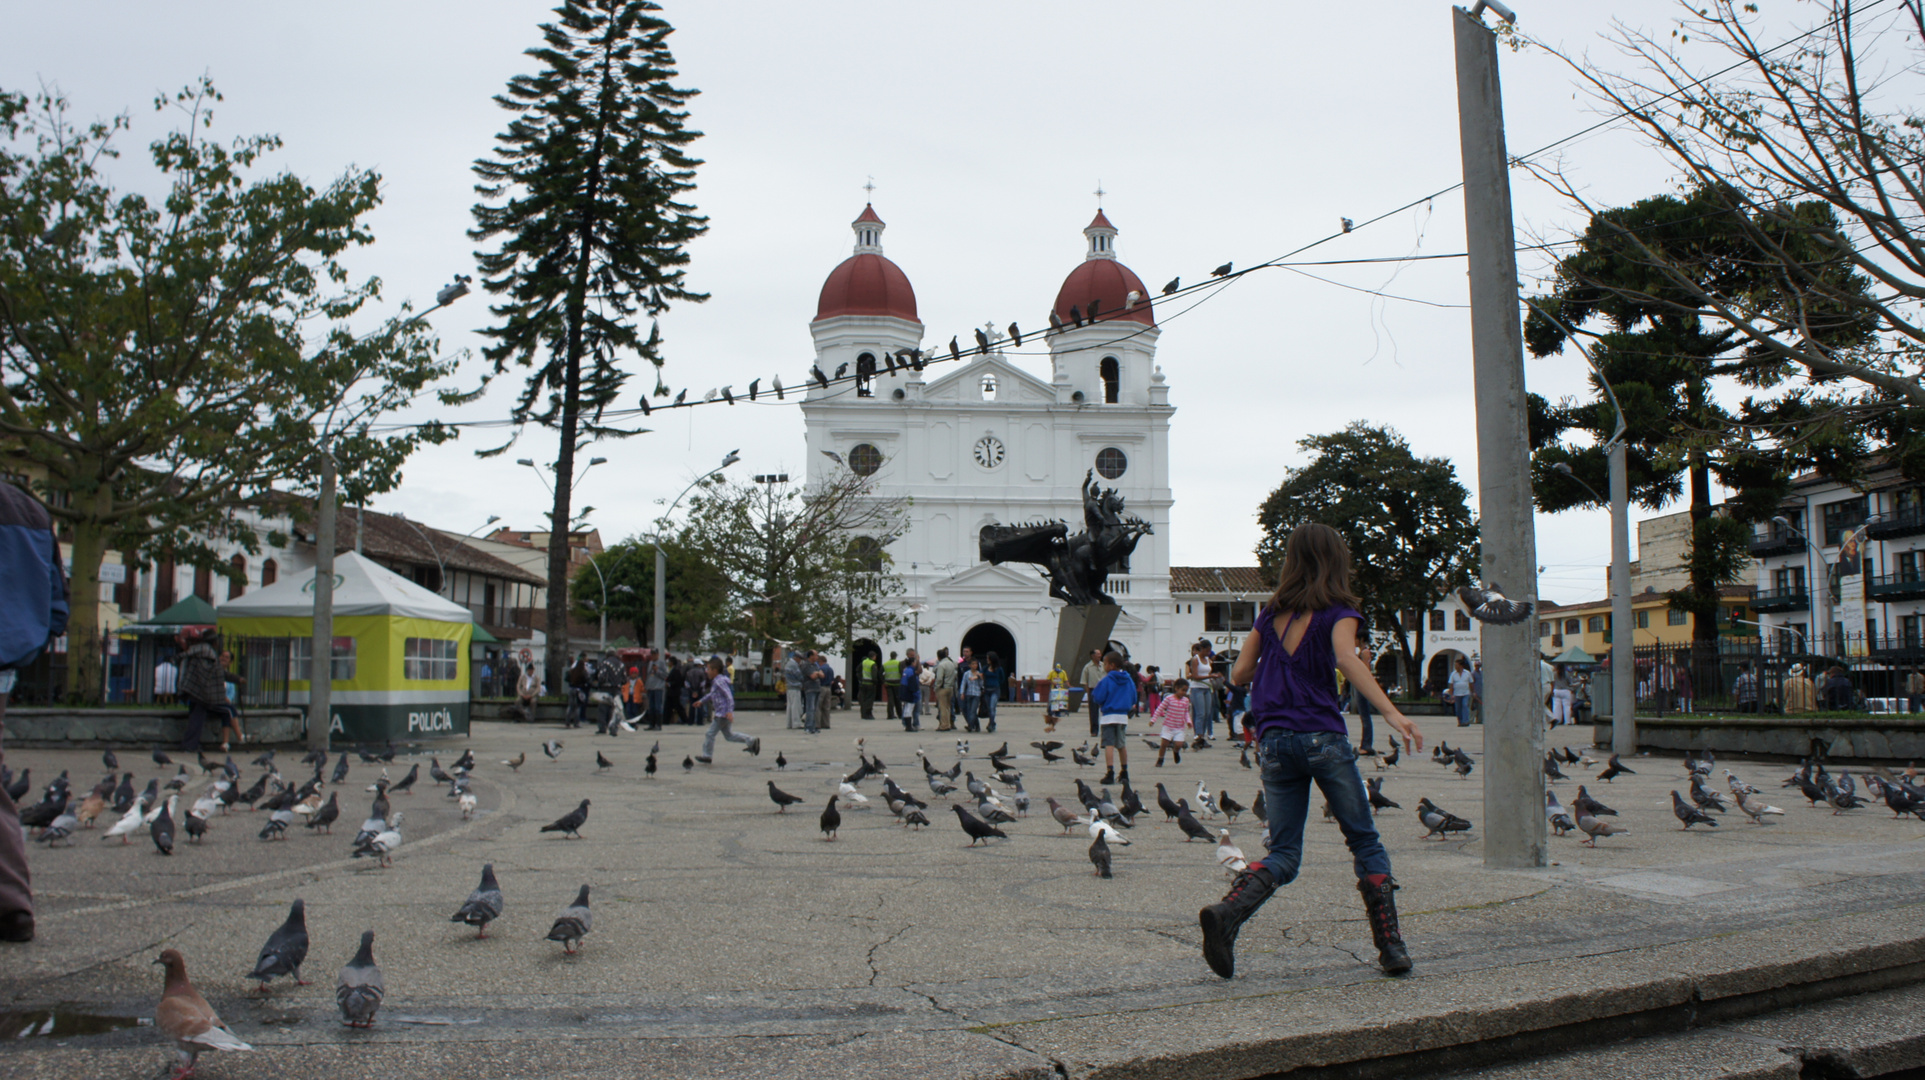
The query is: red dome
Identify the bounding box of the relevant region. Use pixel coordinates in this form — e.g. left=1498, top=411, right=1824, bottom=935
left=815, top=253, right=919, bottom=323
left=1053, top=259, right=1155, bottom=328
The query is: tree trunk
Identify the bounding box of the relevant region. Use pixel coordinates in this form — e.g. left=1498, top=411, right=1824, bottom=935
left=1686, top=379, right=1720, bottom=648
left=63, top=514, right=109, bottom=705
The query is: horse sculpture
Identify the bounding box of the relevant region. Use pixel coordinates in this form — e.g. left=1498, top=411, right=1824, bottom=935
left=979, top=471, right=1153, bottom=607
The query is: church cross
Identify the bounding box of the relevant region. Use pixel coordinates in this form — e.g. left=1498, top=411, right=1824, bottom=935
left=864, top=176, right=877, bottom=199
left=1093, top=181, right=1105, bottom=204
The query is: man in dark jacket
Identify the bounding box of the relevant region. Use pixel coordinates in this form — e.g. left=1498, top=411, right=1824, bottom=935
left=176, top=629, right=229, bottom=752
left=0, top=481, right=69, bottom=942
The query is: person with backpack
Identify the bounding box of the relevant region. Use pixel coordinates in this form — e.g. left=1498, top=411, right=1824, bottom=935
left=0, top=481, right=68, bottom=942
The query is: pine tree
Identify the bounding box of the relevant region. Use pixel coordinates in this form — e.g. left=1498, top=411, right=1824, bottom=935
left=471, top=0, right=708, bottom=689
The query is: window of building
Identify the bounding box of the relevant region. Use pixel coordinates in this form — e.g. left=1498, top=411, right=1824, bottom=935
left=261, top=558, right=278, bottom=587
left=1430, top=610, right=1446, bottom=631
left=115, top=554, right=138, bottom=613
left=1667, top=609, right=1689, bottom=626
left=1099, top=357, right=1120, bottom=404
left=404, top=637, right=459, bottom=681
left=1833, top=620, right=1846, bottom=642
left=1866, top=617, right=1879, bottom=644
left=1537, top=621, right=1550, bottom=636
left=1899, top=488, right=1923, bottom=520
left=1455, top=610, right=1471, bottom=631
left=155, top=559, right=177, bottom=611
left=850, top=536, right=884, bottom=573
left=289, top=636, right=356, bottom=682
left=1902, top=551, right=1922, bottom=583
left=1905, top=615, right=1921, bottom=649
left=848, top=443, right=883, bottom=477
left=1587, top=615, right=1605, bottom=633
left=1636, top=610, right=1650, bottom=629
left=1205, top=601, right=1257, bottom=633
left=1790, top=622, right=1808, bottom=646
left=1095, top=447, right=1128, bottom=479
left=193, top=565, right=213, bottom=603
left=1773, top=565, right=1807, bottom=592
left=411, top=565, right=443, bottom=594
left=483, top=581, right=498, bottom=625
left=1822, top=496, right=1868, bottom=545
left=228, top=554, right=247, bottom=600
left=1564, top=618, right=1581, bottom=634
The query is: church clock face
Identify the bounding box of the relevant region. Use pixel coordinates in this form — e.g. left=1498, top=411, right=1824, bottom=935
left=973, top=435, right=1006, bottom=469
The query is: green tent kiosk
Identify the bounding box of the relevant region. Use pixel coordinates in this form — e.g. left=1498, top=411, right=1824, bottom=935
left=217, top=552, right=472, bottom=742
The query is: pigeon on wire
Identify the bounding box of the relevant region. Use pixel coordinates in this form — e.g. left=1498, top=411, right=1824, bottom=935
left=545, top=885, right=593, bottom=954
left=1416, top=797, right=1472, bottom=839
left=1672, top=790, right=1720, bottom=830
left=452, top=864, right=505, bottom=938
left=820, top=796, right=842, bottom=841
left=1088, top=831, right=1113, bottom=878
left=154, top=949, right=253, bottom=1075
left=541, top=799, right=591, bottom=839
left=248, top=899, right=311, bottom=991
left=336, top=931, right=383, bottom=1028
left=1215, top=829, right=1249, bottom=877
left=1597, top=754, right=1634, bottom=783
left=1575, top=810, right=1628, bottom=846
left=1457, top=583, right=1533, bottom=625
left=952, top=804, right=1008, bottom=845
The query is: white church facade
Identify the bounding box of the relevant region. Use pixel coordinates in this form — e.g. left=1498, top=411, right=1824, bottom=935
left=800, top=205, right=1177, bottom=681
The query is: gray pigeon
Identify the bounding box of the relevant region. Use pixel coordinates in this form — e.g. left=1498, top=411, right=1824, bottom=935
left=336, top=930, right=383, bottom=1028
left=451, top=864, right=504, bottom=938
left=248, top=899, right=310, bottom=990
left=1576, top=810, right=1628, bottom=847
left=1047, top=797, right=1083, bottom=833
left=1672, top=790, right=1719, bottom=830
left=1416, top=797, right=1471, bottom=839
left=1088, top=831, right=1112, bottom=878
left=544, top=885, right=593, bottom=954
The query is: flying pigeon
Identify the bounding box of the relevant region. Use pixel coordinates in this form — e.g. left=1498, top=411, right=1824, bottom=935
left=952, top=804, right=1007, bottom=846
left=1672, top=790, right=1719, bottom=830
left=451, top=864, right=505, bottom=938
left=541, top=799, right=591, bottom=839
left=820, top=796, right=842, bottom=841
left=545, top=885, right=593, bottom=954
left=248, top=899, right=311, bottom=991
left=1457, top=583, right=1533, bottom=625
left=542, top=741, right=564, bottom=760
left=153, top=949, right=253, bottom=1076
left=336, top=931, right=383, bottom=1028
left=1088, top=831, right=1113, bottom=878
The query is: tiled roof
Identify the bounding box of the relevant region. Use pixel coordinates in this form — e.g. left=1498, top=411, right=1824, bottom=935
left=1170, top=567, right=1269, bottom=595
left=315, top=506, right=545, bottom=587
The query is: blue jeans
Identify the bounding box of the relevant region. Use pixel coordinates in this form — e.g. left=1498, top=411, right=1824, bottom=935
left=1190, top=689, right=1217, bottom=739
left=1256, top=728, right=1392, bottom=885
left=961, top=694, right=981, bottom=731
left=1353, top=689, right=1375, bottom=748
left=801, top=691, right=821, bottom=734
left=983, top=693, right=998, bottom=731
left=646, top=688, right=665, bottom=726
left=1453, top=696, right=1470, bottom=727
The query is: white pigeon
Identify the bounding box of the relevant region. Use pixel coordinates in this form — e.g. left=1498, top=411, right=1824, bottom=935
left=358, top=812, right=404, bottom=866
left=1088, top=818, right=1131, bottom=846
left=142, top=795, right=173, bottom=825
left=1215, top=829, right=1248, bottom=876
left=190, top=795, right=222, bottom=819
left=101, top=808, right=145, bottom=844
left=838, top=782, right=869, bottom=806
left=1195, top=781, right=1221, bottom=818
left=457, top=792, right=478, bottom=819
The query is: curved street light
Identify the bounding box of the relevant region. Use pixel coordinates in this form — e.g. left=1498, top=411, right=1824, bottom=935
left=651, top=450, right=741, bottom=651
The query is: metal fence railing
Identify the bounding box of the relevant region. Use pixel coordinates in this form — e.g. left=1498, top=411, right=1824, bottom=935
left=1619, top=634, right=1925, bottom=715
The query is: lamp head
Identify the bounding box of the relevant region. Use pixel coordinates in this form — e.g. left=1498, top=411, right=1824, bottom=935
left=516, top=459, right=535, bottom=468
left=588, top=457, right=608, bottom=467
left=486, top=515, right=501, bottom=525
left=720, top=449, right=741, bottom=469
left=1552, top=462, right=1574, bottom=476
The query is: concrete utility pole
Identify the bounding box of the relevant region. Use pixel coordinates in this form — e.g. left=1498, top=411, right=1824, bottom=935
left=1609, top=440, right=1635, bottom=759
left=1454, top=0, right=1546, bottom=869
left=307, top=452, right=337, bottom=753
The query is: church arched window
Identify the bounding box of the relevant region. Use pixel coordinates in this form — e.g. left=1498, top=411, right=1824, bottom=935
left=1099, top=357, right=1120, bottom=404
left=849, top=536, right=885, bottom=573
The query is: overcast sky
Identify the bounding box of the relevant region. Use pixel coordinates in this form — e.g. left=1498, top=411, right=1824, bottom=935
left=7, top=0, right=1799, bottom=605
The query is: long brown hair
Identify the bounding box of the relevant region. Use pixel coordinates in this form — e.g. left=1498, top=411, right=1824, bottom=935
left=1266, top=522, right=1362, bottom=614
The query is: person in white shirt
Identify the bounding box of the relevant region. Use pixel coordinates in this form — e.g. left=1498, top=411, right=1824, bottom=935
left=153, top=658, right=178, bottom=705
left=1447, top=658, right=1475, bottom=728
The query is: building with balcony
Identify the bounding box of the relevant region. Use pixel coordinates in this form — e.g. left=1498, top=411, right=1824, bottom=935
left=1536, top=585, right=1757, bottom=659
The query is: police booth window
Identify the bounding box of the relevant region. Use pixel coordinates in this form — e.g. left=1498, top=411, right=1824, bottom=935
left=404, top=638, right=459, bottom=681
left=1204, top=602, right=1257, bottom=633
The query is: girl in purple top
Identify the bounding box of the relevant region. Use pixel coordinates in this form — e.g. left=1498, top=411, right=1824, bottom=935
left=1199, top=523, right=1424, bottom=981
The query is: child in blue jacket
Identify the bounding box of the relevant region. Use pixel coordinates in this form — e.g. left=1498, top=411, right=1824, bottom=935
left=1089, top=651, right=1137, bottom=785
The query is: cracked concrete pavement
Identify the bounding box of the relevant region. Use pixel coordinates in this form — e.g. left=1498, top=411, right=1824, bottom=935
left=2, top=711, right=1924, bottom=1078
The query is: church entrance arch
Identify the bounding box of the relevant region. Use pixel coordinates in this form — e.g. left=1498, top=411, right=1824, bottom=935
left=849, top=638, right=883, bottom=702
left=1425, top=649, right=1468, bottom=695
left=961, top=623, right=1016, bottom=700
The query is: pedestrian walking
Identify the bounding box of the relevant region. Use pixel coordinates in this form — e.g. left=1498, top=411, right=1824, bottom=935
left=177, top=629, right=230, bottom=753
left=563, top=653, right=591, bottom=729
left=859, top=651, right=878, bottom=719
left=1152, top=678, right=1193, bottom=766
left=693, top=657, right=759, bottom=763
left=960, top=659, right=983, bottom=733
left=782, top=651, right=806, bottom=730
left=1198, top=521, right=1423, bottom=981
left=934, top=648, right=959, bottom=731
left=897, top=648, right=922, bottom=732
left=814, top=653, right=835, bottom=730
left=1081, top=649, right=1105, bottom=737
left=1091, top=651, right=1136, bottom=785
left=1187, top=644, right=1218, bottom=746
left=1547, top=663, right=1575, bottom=726
left=1447, top=658, right=1474, bottom=728
left=0, top=479, right=69, bottom=943
left=981, top=652, right=1004, bottom=734
left=799, top=652, right=824, bottom=735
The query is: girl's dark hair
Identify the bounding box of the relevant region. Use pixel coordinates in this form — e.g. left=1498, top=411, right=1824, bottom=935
left=1266, top=522, right=1362, bottom=614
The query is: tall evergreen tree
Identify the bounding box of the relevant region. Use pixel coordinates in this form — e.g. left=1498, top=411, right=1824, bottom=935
left=471, top=0, right=707, bottom=690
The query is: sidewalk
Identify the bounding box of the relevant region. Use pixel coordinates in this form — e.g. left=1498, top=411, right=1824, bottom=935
left=1, top=712, right=1922, bottom=1078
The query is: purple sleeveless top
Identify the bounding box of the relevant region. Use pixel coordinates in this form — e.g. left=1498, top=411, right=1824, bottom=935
left=1249, top=604, right=1362, bottom=737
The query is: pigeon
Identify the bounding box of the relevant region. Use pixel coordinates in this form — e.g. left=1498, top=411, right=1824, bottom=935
left=1672, top=790, right=1719, bottom=830
left=1825, top=784, right=1865, bottom=814
left=683, top=755, right=694, bottom=772
left=542, top=741, right=563, bottom=760
left=351, top=812, right=403, bottom=866
left=1119, top=779, right=1146, bottom=819
left=768, top=782, right=804, bottom=812
left=2, top=768, right=28, bottom=804
left=775, top=751, right=788, bottom=769
left=1088, top=817, right=1131, bottom=847
left=1574, top=786, right=1617, bottom=817
left=674, top=388, right=687, bottom=405
left=1546, top=791, right=1576, bottom=836
left=248, top=899, right=311, bottom=990
left=1544, top=754, right=1567, bottom=782
left=1252, top=789, right=1267, bottom=823
left=18, top=789, right=66, bottom=831
left=964, top=772, right=989, bottom=800
left=748, top=378, right=761, bottom=401
left=1175, top=800, right=1214, bottom=842
left=977, top=796, right=1016, bottom=825
left=1211, top=261, right=1233, bottom=277
left=151, top=795, right=177, bottom=855
left=1194, top=781, right=1221, bottom=818
left=102, top=806, right=145, bottom=844
left=644, top=754, right=657, bottom=779
left=545, top=885, right=593, bottom=954
left=336, top=931, right=384, bottom=1028
left=152, top=747, right=174, bottom=767
left=1047, top=797, right=1083, bottom=832
left=1217, top=792, right=1246, bottom=822
left=1560, top=746, right=1582, bottom=765
left=1455, top=753, right=1474, bottom=780
left=542, top=799, right=591, bottom=839
left=102, top=748, right=119, bottom=771
left=1215, top=829, right=1249, bottom=876
left=306, top=792, right=340, bottom=833
left=1087, top=298, right=1102, bottom=322
left=1071, top=746, right=1096, bottom=767
left=1341, top=216, right=1355, bottom=232
left=1088, top=831, right=1113, bottom=877
left=953, top=804, right=1007, bottom=845
left=927, top=773, right=957, bottom=797
left=820, top=796, right=841, bottom=841
left=1725, top=770, right=1759, bottom=795
left=1690, top=775, right=1728, bottom=813
left=596, top=751, right=613, bottom=772
left=1162, top=276, right=1180, bottom=295
left=153, top=949, right=253, bottom=1075
left=1366, top=777, right=1400, bottom=814
left=451, top=864, right=505, bottom=938
left=1734, top=789, right=1787, bottom=824
left=183, top=809, right=209, bottom=843
left=1155, top=783, right=1182, bottom=822
left=812, top=364, right=831, bottom=388
left=35, top=806, right=78, bottom=846
left=111, top=772, right=135, bottom=813
left=1576, top=810, right=1628, bottom=846
left=502, top=752, right=526, bottom=772
left=1416, top=797, right=1472, bottom=839
left=258, top=807, right=294, bottom=840
left=1006, top=321, right=1024, bottom=347
left=387, top=764, right=419, bottom=795
left=458, top=792, right=478, bottom=819
left=1031, top=740, right=1064, bottom=763
left=1597, top=754, right=1634, bottom=782
left=331, top=754, right=351, bottom=785
left=1457, top=583, right=1533, bottom=624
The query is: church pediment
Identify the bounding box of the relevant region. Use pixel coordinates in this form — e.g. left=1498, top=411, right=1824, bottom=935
left=932, top=561, right=1051, bottom=596
left=920, top=354, right=1058, bottom=404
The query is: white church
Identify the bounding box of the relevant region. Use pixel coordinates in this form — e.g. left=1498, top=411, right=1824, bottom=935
left=801, top=204, right=1177, bottom=682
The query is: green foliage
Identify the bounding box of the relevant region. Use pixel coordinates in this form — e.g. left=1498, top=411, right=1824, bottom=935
left=0, top=80, right=462, bottom=699
left=1254, top=423, right=1478, bottom=688
left=567, top=534, right=728, bottom=647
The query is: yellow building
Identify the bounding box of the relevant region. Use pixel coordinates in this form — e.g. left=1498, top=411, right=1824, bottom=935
left=1537, top=586, right=1757, bottom=658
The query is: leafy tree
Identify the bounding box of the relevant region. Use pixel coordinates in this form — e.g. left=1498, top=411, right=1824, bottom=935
left=1254, top=423, right=1478, bottom=691
left=1525, top=186, right=1873, bottom=644
left=0, top=81, right=460, bottom=702
left=567, top=534, right=728, bottom=648
left=470, top=0, right=708, bottom=693
left=676, top=468, right=911, bottom=668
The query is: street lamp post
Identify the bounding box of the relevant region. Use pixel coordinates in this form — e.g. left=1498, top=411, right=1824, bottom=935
left=308, top=275, right=469, bottom=751
left=649, top=451, right=741, bottom=652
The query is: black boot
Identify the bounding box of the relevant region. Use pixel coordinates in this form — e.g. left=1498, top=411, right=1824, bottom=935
left=1357, top=877, right=1412, bottom=975
left=1198, top=865, right=1278, bottom=978
left=1118, top=767, right=1129, bottom=784
left=1100, top=767, right=1116, bottom=786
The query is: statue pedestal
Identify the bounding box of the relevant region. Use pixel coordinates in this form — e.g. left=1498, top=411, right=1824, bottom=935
left=1054, top=604, right=1121, bottom=676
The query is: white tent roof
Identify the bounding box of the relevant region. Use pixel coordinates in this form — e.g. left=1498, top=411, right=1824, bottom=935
left=217, top=551, right=470, bottom=622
